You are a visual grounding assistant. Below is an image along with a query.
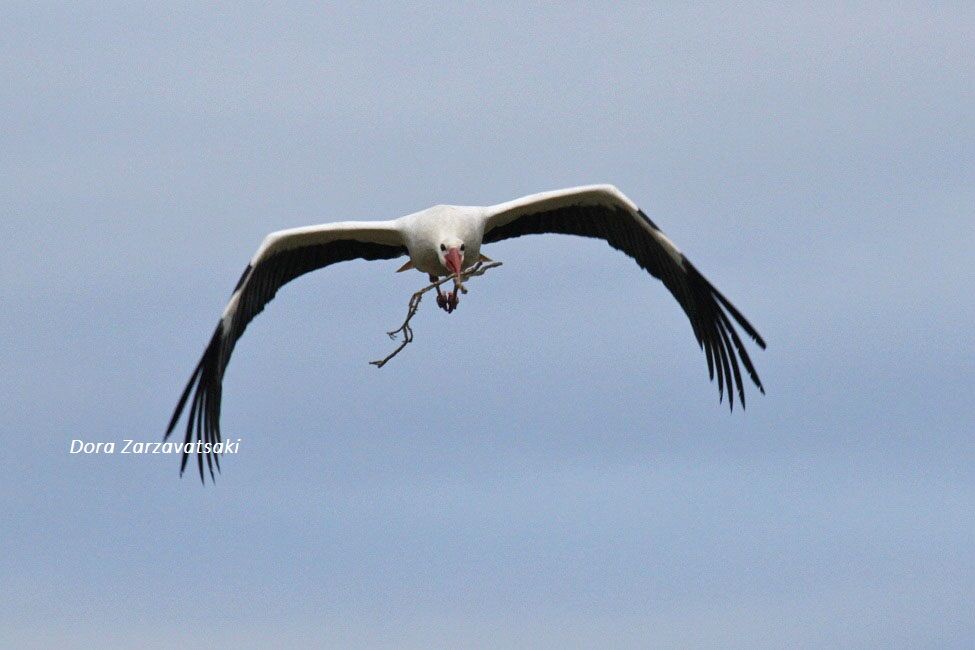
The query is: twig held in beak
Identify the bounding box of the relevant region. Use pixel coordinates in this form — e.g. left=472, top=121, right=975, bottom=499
left=370, top=261, right=503, bottom=368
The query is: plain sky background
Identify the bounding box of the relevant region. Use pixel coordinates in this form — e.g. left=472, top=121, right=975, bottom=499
left=1, top=3, right=973, bottom=648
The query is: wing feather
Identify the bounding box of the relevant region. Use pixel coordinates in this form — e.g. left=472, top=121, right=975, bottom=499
left=482, top=185, right=766, bottom=409
left=166, top=222, right=406, bottom=481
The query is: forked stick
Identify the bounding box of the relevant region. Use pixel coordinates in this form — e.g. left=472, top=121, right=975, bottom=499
left=370, top=261, right=503, bottom=368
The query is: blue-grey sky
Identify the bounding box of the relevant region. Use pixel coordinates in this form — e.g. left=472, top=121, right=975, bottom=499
left=2, top=3, right=973, bottom=648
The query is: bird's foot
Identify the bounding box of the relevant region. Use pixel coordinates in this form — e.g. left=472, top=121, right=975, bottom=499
left=437, top=290, right=459, bottom=313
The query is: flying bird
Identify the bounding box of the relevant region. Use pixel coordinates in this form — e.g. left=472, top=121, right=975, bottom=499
left=166, top=185, right=766, bottom=481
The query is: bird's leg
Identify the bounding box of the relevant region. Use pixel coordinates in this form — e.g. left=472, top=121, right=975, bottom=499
left=446, top=280, right=460, bottom=312
left=432, top=274, right=450, bottom=312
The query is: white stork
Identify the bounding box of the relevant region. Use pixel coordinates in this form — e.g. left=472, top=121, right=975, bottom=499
left=166, top=185, right=766, bottom=480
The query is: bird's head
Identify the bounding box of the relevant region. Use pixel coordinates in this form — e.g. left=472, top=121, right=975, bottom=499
left=437, top=238, right=465, bottom=278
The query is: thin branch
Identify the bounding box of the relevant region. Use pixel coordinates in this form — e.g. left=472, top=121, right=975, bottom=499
left=370, top=261, right=503, bottom=368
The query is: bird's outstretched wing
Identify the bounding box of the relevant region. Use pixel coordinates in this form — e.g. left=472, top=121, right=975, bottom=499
left=165, top=221, right=407, bottom=481
left=482, top=185, right=766, bottom=409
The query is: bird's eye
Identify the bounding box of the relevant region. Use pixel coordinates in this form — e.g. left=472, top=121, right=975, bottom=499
left=460, top=244, right=465, bottom=251
left=440, top=244, right=446, bottom=252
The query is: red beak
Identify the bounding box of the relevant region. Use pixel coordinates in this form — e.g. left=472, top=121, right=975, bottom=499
left=444, top=247, right=463, bottom=276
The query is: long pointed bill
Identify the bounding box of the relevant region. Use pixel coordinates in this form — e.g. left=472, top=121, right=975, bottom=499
left=444, top=247, right=463, bottom=279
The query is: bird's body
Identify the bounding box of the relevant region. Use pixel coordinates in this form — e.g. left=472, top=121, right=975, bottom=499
left=167, top=185, right=767, bottom=481
left=398, top=205, right=484, bottom=276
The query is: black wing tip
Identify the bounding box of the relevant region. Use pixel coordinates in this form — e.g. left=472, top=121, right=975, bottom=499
left=709, top=277, right=767, bottom=351
left=177, top=459, right=218, bottom=485
left=164, top=362, right=202, bottom=439
left=167, top=324, right=226, bottom=485
left=680, top=261, right=767, bottom=412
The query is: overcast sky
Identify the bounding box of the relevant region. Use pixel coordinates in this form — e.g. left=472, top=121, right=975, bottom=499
left=1, top=3, right=973, bottom=648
